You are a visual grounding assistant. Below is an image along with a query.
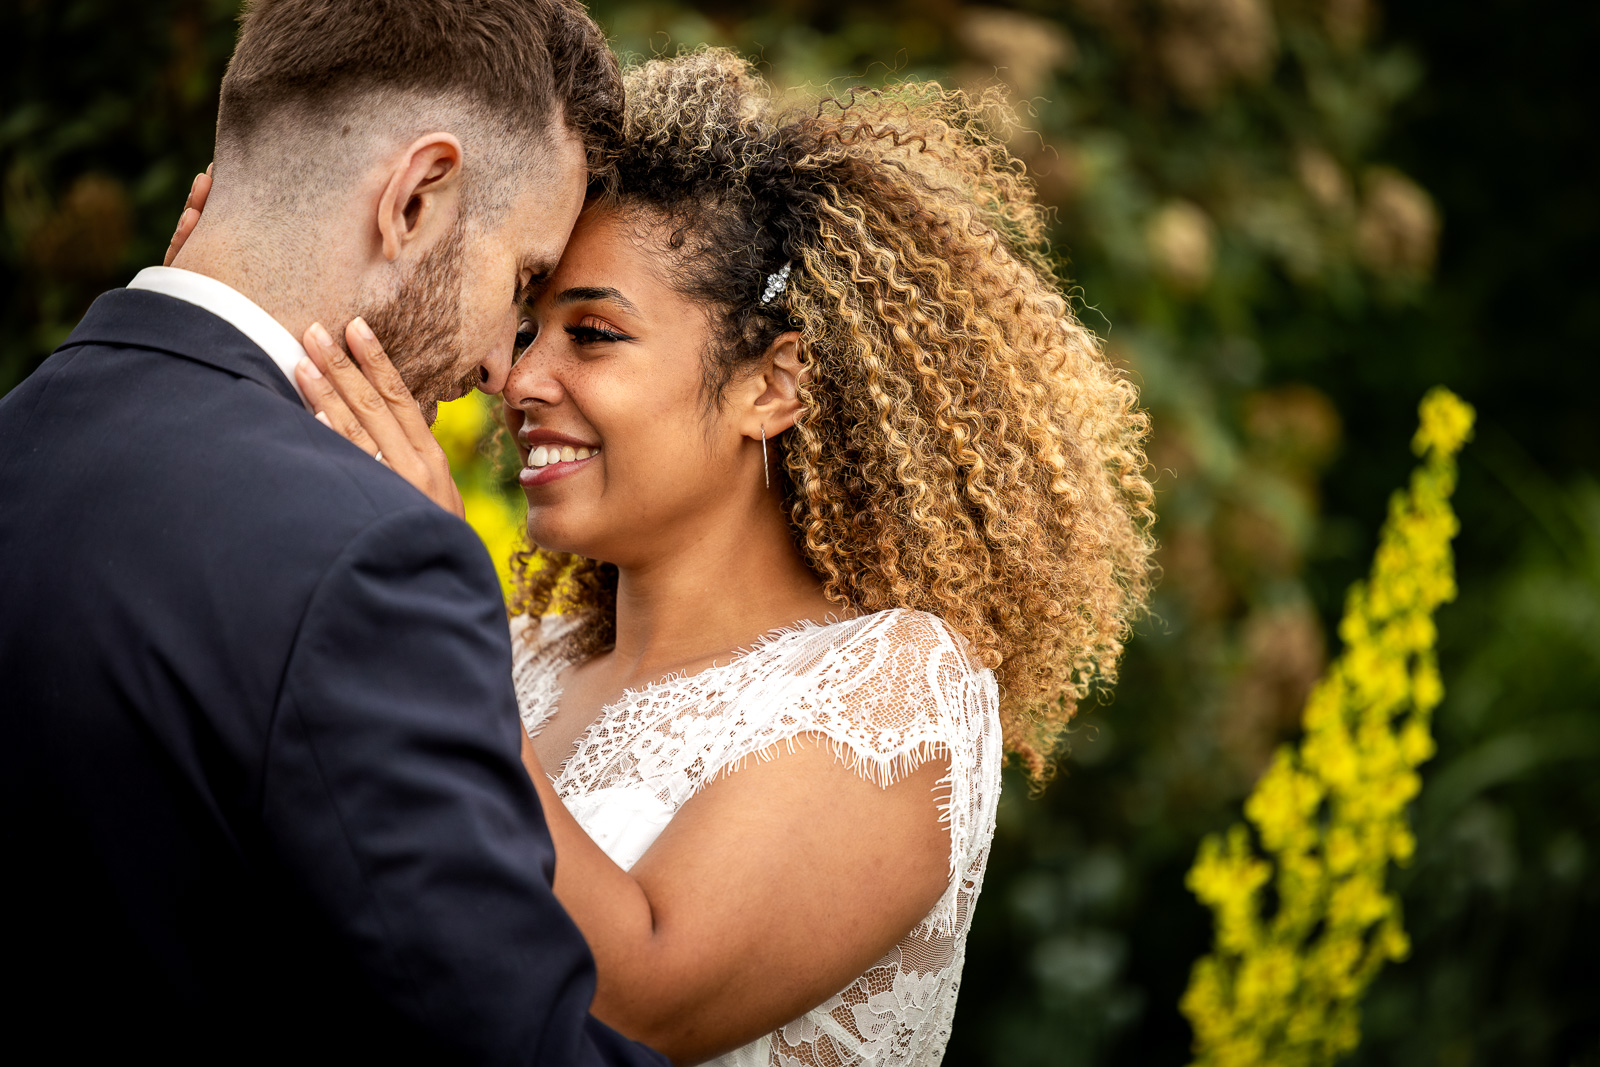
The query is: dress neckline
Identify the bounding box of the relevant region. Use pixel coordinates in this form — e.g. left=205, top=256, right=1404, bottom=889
left=529, top=609, right=876, bottom=778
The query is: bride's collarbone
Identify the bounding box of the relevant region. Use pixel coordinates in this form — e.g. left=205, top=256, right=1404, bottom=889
left=534, top=633, right=771, bottom=767
left=532, top=646, right=735, bottom=771
left=536, top=599, right=860, bottom=773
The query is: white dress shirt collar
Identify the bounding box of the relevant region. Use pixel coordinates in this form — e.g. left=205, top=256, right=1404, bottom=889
left=127, top=266, right=308, bottom=405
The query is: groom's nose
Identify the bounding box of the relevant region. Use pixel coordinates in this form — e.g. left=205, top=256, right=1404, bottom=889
left=476, top=345, right=513, bottom=396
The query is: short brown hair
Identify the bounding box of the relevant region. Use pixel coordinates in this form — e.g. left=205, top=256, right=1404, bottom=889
left=218, top=0, right=621, bottom=190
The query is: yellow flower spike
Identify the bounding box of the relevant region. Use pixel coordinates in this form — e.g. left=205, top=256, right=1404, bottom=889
left=458, top=486, right=527, bottom=601
left=1182, top=389, right=1472, bottom=1067
left=1412, top=659, right=1444, bottom=712
left=1389, top=825, right=1417, bottom=865
left=1324, top=828, right=1359, bottom=875
left=1398, top=719, right=1436, bottom=765
left=1412, top=386, right=1476, bottom=458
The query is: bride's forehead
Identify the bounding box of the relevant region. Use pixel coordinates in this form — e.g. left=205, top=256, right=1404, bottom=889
left=546, top=209, right=683, bottom=291
left=566, top=205, right=646, bottom=253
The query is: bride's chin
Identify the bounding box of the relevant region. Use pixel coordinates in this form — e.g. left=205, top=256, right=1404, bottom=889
left=522, top=516, right=595, bottom=561
left=525, top=500, right=646, bottom=564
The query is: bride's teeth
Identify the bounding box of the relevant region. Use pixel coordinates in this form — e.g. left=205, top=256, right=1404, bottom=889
left=526, top=443, right=597, bottom=468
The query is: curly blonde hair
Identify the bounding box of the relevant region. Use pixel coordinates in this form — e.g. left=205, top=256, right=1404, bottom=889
left=512, top=49, right=1155, bottom=778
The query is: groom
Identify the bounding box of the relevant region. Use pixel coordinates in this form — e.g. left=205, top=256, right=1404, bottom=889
left=0, top=2, right=663, bottom=1064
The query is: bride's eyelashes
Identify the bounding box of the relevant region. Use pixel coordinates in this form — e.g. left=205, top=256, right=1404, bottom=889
left=564, top=315, right=635, bottom=346
left=513, top=314, right=635, bottom=356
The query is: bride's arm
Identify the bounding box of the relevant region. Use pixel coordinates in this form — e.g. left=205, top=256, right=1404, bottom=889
left=519, top=732, right=949, bottom=1065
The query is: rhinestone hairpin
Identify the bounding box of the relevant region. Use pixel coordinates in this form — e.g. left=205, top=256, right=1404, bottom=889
left=760, top=263, right=792, bottom=305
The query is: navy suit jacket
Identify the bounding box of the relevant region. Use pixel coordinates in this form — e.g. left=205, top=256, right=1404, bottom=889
left=0, top=289, right=665, bottom=1066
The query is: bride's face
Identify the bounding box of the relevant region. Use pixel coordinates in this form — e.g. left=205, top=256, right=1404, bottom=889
left=503, top=205, right=744, bottom=564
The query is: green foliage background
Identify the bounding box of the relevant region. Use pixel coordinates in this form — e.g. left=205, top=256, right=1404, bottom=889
left=4, top=1, right=1595, bottom=1063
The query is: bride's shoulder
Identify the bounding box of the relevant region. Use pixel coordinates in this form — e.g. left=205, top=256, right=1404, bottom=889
left=807, top=608, right=997, bottom=724
left=828, top=608, right=988, bottom=674
left=700, top=609, right=1001, bottom=813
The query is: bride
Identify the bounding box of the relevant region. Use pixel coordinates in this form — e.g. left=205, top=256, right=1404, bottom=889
left=267, top=50, right=1151, bottom=1066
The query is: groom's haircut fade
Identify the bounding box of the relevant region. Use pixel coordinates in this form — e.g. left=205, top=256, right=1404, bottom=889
left=214, top=0, right=622, bottom=220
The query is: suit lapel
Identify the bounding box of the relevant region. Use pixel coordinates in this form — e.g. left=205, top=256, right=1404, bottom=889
left=59, top=288, right=302, bottom=407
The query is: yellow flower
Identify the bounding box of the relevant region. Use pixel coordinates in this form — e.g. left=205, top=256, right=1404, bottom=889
left=459, top=486, right=526, bottom=600
left=1412, top=386, right=1475, bottom=458
left=1181, top=389, right=1473, bottom=1066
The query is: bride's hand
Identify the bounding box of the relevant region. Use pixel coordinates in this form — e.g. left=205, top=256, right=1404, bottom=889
left=163, top=165, right=212, bottom=267
left=296, top=318, right=466, bottom=520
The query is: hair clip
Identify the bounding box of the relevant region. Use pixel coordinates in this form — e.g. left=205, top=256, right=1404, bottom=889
left=760, top=263, right=792, bottom=305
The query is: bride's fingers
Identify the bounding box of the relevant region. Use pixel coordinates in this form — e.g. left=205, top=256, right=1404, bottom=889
left=296, top=357, right=380, bottom=457
left=192, top=164, right=213, bottom=212
left=162, top=210, right=198, bottom=268
left=344, top=318, right=441, bottom=454
left=300, top=321, right=464, bottom=518
left=162, top=167, right=213, bottom=268
left=300, top=321, right=466, bottom=518
left=300, top=322, right=414, bottom=465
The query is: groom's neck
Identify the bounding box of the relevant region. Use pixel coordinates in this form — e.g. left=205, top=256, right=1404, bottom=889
left=169, top=210, right=359, bottom=346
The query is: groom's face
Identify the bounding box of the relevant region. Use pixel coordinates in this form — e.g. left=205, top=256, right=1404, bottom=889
left=360, top=132, right=589, bottom=424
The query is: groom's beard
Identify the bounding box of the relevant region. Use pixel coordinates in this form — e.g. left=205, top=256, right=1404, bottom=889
left=357, top=221, right=479, bottom=426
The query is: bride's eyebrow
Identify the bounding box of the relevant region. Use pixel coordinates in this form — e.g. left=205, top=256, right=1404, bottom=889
left=554, top=286, right=639, bottom=314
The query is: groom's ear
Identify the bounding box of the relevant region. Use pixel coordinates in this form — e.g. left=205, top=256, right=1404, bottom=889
left=375, top=133, right=465, bottom=262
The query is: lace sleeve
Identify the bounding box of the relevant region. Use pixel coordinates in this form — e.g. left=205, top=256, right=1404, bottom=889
left=708, top=611, right=1002, bottom=1067
left=702, top=609, right=1000, bottom=892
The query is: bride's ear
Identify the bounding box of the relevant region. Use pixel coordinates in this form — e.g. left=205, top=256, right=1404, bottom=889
left=742, top=331, right=807, bottom=437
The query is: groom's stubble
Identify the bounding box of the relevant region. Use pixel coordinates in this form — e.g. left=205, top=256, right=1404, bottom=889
left=356, top=219, right=479, bottom=425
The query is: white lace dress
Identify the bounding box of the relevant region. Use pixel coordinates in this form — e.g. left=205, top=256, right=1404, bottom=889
left=511, top=608, right=1003, bottom=1067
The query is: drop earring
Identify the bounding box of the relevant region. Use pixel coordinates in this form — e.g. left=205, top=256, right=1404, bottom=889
left=761, top=424, right=770, bottom=489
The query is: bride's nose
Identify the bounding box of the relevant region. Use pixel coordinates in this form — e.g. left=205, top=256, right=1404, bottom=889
left=503, top=337, right=565, bottom=410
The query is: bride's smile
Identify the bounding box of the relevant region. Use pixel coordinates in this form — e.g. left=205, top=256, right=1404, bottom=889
left=516, top=428, right=600, bottom=485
